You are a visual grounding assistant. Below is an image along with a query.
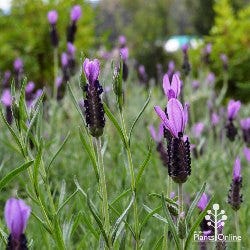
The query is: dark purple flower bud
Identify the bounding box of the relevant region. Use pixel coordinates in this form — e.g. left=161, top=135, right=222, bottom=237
left=181, top=44, right=191, bottom=76
left=240, top=118, right=250, bottom=145
left=25, top=81, right=35, bottom=94
left=118, top=35, right=126, bottom=47
left=228, top=157, right=243, bottom=211
left=47, top=10, right=58, bottom=25
left=5, top=198, right=31, bottom=249
left=82, top=58, right=105, bottom=137
left=70, top=5, right=82, bottom=22
left=227, top=100, right=241, bottom=121
left=192, top=122, right=204, bottom=138
left=243, top=147, right=250, bottom=162
left=162, top=73, right=181, bottom=100
left=1, top=89, right=12, bottom=107
left=197, top=193, right=209, bottom=211
left=83, top=58, right=100, bottom=84
left=13, top=58, right=23, bottom=72
left=225, top=120, right=238, bottom=141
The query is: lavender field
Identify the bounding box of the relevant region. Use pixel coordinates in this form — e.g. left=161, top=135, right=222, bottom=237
left=0, top=0, right=250, bottom=249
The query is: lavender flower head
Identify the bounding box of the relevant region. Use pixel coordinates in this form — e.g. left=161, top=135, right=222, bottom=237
left=227, top=100, right=241, bottom=120
left=243, top=147, right=250, bottom=162
left=70, top=5, right=82, bottom=22
left=206, top=72, right=215, bottom=86
left=1, top=89, right=12, bottom=107
left=4, top=198, right=31, bottom=240
left=13, top=58, right=23, bottom=72
left=83, top=58, right=100, bottom=84
left=192, top=122, right=204, bottom=138
left=240, top=118, right=250, bottom=130
left=149, top=123, right=164, bottom=143
left=163, top=73, right=181, bottom=100
left=197, top=193, right=209, bottom=211
left=67, top=42, right=76, bottom=57
left=56, top=76, right=63, bottom=88
left=120, top=47, right=129, bottom=61
left=211, top=112, right=220, bottom=126
left=118, top=35, right=127, bottom=47
left=26, top=81, right=35, bottom=94
left=47, top=10, right=58, bottom=25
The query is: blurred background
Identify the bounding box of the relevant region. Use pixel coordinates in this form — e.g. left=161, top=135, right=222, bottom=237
left=0, top=0, right=250, bottom=100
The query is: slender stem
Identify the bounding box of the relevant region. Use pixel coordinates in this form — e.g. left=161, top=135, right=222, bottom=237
left=120, top=111, right=139, bottom=249
left=235, top=211, right=241, bottom=250
left=95, top=137, right=111, bottom=247
left=53, top=48, right=58, bottom=99
left=178, top=183, right=184, bottom=250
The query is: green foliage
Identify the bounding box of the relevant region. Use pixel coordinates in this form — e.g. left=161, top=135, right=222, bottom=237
left=0, top=0, right=95, bottom=87
left=209, top=0, right=250, bottom=101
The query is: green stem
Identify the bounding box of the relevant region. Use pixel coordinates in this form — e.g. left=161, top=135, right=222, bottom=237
left=120, top=111, right=140, bottom=249
left=95, top=137, right=111, bottom=247
left=235, top=211, right=241, bottom=250
left=178, top=183, right=184, bottom=250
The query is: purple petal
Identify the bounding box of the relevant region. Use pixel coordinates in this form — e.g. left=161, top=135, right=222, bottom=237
left=192, top=122, right=204, bottom=138
left=83, top=58, right=100, bottom=84
left=67, top=42, right=76, bottom=56
left=70, top=5, right=82, bottom=22
left=211, top=112, right=220, bottom=126
left=163, top=74, right=171, bottom=97
left=243, top=147, right=250, bottom=162
left=120, top=47, right=129, bottom=61
left=118, top=35, right=126, bottom=46
left=47, top=10, right=58, bottom=24
left=13, top=58, right=23, bottom=72
left=197, top=193, right=208, bottom=211
left=240, top=118, right=250, bottom=130
left=233, top=157, right=241, bottom=181
left=227, top=100, right=241, bottom=120
left=26, top=81, right=35, bottom=94
left=61, top=52, right=68, bottom=67
left=1, top=89, right=12, bottom=107
left=149, top=125, right=157, bottom=142
left=171, top=74, right=181, bottom=97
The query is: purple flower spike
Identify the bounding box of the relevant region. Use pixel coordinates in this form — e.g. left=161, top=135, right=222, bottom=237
left=204, top=43, right=212, bottom=54
left=120, top=47, right=129, bottom=61
left=61, top=52, right=68, bottom=67
left=67, top=42, right=76, bottom=56
left=13, top=58, right=23, bottom=72
left=163, top=73, right=181, bottom=100
left=56, top=76, right=63, bottom=88
left=206, top=72, right=215, bottom=86
left=149, top=123, right=163, bottom=142
left=192, top=122, right=204, bottom=138
left=1, top=89, right=12, bottom=107
left=243, top=147, right=250, bottom=162
left=118, top=35, right=126, bottom=47
left=227, top=100, right=241, bottom=120
left=240, top=118, right=250, bottom=130
left=71, top=5, right=82, bottom=22
left=220, top=54, right=228, bottom=64
left=4, top=198, right=31, bottom=240
left=154, top=98, right=188, bottom=138
left=83, top=58, right=100, bottom=84
left=197, top=193, right=209, bottom=211
left=211, top=112, right=220, bottom=126
left=233, top=157, right=241, bottom=181
left=47, top=10, right=58, bottom=25
left=26, top=81, right=35, bottom=94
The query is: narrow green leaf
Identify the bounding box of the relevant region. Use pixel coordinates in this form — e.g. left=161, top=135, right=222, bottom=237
left=143, top=204, right=168, bottom=224
left=185, top=196, right=214, bottom=250
left=47, top=131, right=71, bottom=171
left=111, top=192, right=135, bottom=243
left=103, top=102, right=127, bottom=147
left=110, top=188, right=131, bottom=206
left=186, top=182, right=206, bottom=224
left=31, top=211, right=51, bottom=234
left=161, top=194, right=181, bottom=250
left=80, top=211, right=99, bottom=239
left=153, top=235, right=164, bottom=250
left=135, top=142, right=152, bottom=186
left=87, top=193, right=110, bottom=247
left=128, top=91, right=151, bottom=146
left=56, top=189, right=78, bottom=215
left=148, top=193, right=178, bottom=206
left=78, top=128, right=99, bottom=181
left=0, top=161, right=33, bottom=190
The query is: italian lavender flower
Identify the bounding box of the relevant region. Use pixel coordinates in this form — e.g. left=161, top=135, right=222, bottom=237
left=4, top=198, right=31, bottom=250
left=243, top=147, right=250, bottom=162
left=211, top=112, right=220, bottom=126
left=120, top=47, right=129, bottom=81
left=163, top=73, right=181, bottom=100
left=47, top=10, right=59, bottom=47
left=118, top=35, right=126, bottom=48
left=3, top=70, right=11, bottom=88
left=220, top=54, right=228, bottom=71
left=240, top=118, right=250, bottom=145
left=149, top=124, right=168, bottom=168
left=137, top=65, right=148, bottom=85
left=67, top=42, right=76, bottom=74
left=228, top=157, right=243, bottom=211
left=13, top=58, right=23, bottom=87
left=226, top=100, right=241, bottom=141
left=192, top=122, right=204, bottom=138
left=181, top=44, right=191, bottom=76
left=25, top=81, right=35, bottom=107
left=67, top=5, right=82, bottom=43
left=1, top=89, right=13, bottom=124
left=154, top=98, right=191, bottom=183
left=202, top=43, right=212, bottom=64
left=82, top=59, right=105, bottom=137
left=206, top=72, right=215, bottom=86
left=167, top=61, right=175, bottom=81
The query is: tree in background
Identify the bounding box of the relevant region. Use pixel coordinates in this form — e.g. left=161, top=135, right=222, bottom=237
left=0, top=0, right=95, bottom=87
